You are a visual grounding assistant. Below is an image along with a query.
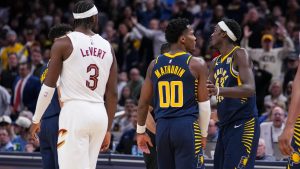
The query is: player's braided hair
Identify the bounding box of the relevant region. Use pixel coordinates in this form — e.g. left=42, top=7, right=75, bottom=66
left=165, top=18, right=190, bottom=43
left=48, top=24, right=73, bottom=40
left=222, top=18, right=242, bottom=43
left=73, top=0, right=96, bottom=29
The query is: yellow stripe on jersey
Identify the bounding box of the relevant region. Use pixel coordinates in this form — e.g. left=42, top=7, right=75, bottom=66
left=221, top=46, right=240, bottom=63
left=155, top=56, right=160, bottom=64
left=164, top=52, right=187, bottom=58
left=242, top=118, right=255, bottom=154
left=186, top=55, right=192, bottom=64
left=193, top=121, right=202, bottom=156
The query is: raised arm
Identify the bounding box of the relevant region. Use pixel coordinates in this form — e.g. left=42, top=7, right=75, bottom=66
left=132, top=17, right=156, bottom=39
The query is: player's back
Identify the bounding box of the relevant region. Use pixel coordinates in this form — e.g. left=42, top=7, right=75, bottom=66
left=60, top=32, right=113, bottom=103
left=151, top=52, right=198, bottom=120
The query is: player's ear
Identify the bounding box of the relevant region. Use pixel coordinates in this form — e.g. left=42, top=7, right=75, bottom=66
left=180, top=35, right=185, bottom=44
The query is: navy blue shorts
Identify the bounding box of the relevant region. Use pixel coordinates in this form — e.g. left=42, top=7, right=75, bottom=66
left=213, top=117, right=259, bottom=169
left=156, top=116, right=205, bottom=169
left=39, top=115, right=59, bottom=169
left=287, top=116, right=300, bottom=169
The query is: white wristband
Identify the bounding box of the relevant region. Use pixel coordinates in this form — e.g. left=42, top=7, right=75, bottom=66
left=198, top=100, right=211, bottom=137
left=216, top=86, right=220, bottom=96
left=136, top=124, right=146, bottom=134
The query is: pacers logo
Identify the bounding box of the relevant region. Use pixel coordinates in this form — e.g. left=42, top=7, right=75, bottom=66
left=57, top=129, right=68, bottom=149
left=237, top=156, right=249, bottom=169
left=288, top=151, right=300, bottom=167
left=196, top=153, right=204, bottom=168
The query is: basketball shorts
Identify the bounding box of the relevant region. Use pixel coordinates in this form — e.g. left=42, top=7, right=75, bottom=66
left=214, top=117, right=259, bottom=169
left=287, top=116, right=300, bottom=169
left=156, top=116, right=205, bottom=169
left=57, top=100, right=108, bottom=169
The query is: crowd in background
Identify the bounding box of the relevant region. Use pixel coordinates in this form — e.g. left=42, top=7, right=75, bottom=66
left=0, top=0, right=299, bottom=161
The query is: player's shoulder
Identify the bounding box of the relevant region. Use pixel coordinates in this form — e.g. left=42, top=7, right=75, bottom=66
left=234, top=47, right=248, bottom=57
left=190, top=56, right=207, bottom=68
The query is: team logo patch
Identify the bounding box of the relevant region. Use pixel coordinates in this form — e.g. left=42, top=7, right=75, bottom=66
left=196, top=153, right=204, bottom=168
left=288, top=151, right=300, bottom=167
left=237, top=155, right=249, bottom=169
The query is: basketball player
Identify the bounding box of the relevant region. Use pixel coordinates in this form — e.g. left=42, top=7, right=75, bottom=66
left=137, top=18, right=211, bottom=169
left=34, top=24, right=72, bottom=169
left=30, top=1, right=117, bottom=169
left=207, top=18, right=259, bottom=169
left=279, top=58, right=300, bottom=168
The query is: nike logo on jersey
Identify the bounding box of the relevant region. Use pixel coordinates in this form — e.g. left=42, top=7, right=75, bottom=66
left=169, top=59, right=172, bottom=63
left=234, top=124, right=243, bottom=128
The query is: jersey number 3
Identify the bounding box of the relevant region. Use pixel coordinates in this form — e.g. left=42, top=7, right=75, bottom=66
left=158, top=81, right=183, bottom=108
left=86, top=64, right=99, bottom=91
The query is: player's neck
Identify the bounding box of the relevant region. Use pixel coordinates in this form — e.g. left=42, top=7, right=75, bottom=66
left=168, top=44, right=187, bottom=54
left=75, top=27, right=95, bottom=36
left=219, top=43, right=235, bottom=57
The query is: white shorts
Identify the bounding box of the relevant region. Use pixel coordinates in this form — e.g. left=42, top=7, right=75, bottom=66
left=57, top=100, right=108, bottom=169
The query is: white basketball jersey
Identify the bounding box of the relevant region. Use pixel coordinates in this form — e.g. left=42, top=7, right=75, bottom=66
left=60, top=32, right=113, bottom=103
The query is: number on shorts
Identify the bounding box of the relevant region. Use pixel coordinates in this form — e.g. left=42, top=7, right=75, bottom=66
left=86, top=64, right=99, bottom=91
left=158, top=81, right=183, bottom=108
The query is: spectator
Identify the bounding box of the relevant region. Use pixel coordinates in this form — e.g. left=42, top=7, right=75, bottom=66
left=118, top=86, right=132, bottom=110
left=114, top=99, right=136, bottom=133
left=12, top=116, right=31, bottom=152
left=0, top=85, right=11, bottom=116
left=0, top=128, right=14, bottom=152
left=116, top=110, right=140, bottom=155
left=117, top=72, right=128, bottom=101
left=11, top=62, right=41, bottom=116
left=207, top=119, right=218, bottom=142
left=0, top=115, right=13, bottom=138
left=132, top=17, right=167, bottom=59
left=137, top=0, right=161, bottom=27
left=260, top=106, right=285, bottom=155
left=259, top=101, right=274, bottom=124
left=0, top=30, right=29, bottom=70
left=0, top=53, right=19, bottom=92
left=226, top=0, right=247, bottom=24
left=241, top=25, right=295, bottom=80
left=283, top=51, right=299, bottom=94
left=256, top=138, right=276, bottom=161
left=30, top=42, right=44, bottom=77
left=187, top=0, right=201, bottom=16
left=127, top=68, right=144, bottom=101
left=171, top=0, right=194, bottom=23
left=264, top=79, right=287, bottom=106
left=25, top=137, right=39, bottom=153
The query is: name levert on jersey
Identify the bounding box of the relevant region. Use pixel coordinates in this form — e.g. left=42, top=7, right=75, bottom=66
left=80, top=47, right=107, bottom=59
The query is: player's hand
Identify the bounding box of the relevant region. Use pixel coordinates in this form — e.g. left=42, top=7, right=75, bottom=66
left=278, top=126, right=294, bottom=155
left=206, top=80, right=217, bottom=96
left=137, top=133, right=153, bottom=154
left=201, top=137, right=207, bottom=149
left=29, top=122, right=40, bottom=142
left=101, top=132, right=111, bottom=152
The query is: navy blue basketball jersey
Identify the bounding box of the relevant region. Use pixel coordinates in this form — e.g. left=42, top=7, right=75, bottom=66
left=40, top=65, right=61, bottom=119
left=151, top=52, right=199, bottom=120
left=214, top=46, right=258, bottom=127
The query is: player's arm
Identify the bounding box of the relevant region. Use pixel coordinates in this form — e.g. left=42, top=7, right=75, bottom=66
left=136, top=60, right=155, bottom=154
left=137, top=60, right=155, bottom=129
left=208, top=57, right=217, bottom=83
left=31, top=38, right=70, bottom=124
left=191, top=58, right=211, bottom=148
left=104, top=47, right=118, bottom=132
left=145, top=106, right=156, bottom=134
left=212, top=48, right=255, bottom=98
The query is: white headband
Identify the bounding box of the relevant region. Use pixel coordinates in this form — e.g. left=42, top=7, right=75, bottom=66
left=73, top=5, right=98, bottom=19
left=218, top=21, right=237, bottom=42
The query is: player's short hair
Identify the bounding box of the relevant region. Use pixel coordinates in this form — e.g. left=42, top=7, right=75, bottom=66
left=73, top=0, right=96, bottom=29
left=222, top=18, right=242, bottom=43
left=165, top=18, right=190, bottom=44
left=48, top=24, right=73, bottom=41
left=160, top=43, right=170, bottom=54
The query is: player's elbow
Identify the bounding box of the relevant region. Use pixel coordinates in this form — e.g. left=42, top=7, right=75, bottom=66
left=245, top=86, right=256, bottom=97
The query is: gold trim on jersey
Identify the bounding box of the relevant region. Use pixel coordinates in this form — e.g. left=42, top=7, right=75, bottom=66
left=164, top=52, right=187, bottom=58
left=193, top=121, right=202, bottom=156
left=186, top=55, right=192, bottom=64
left=220, top=46, right=240, bottom=63
left=195, top=79, right=198, bottom=102
left=155, top=56, right=160, bottom=64
left=242, top=118, right=255, bottom=154
left=294, top=116, right=300, bottom=147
